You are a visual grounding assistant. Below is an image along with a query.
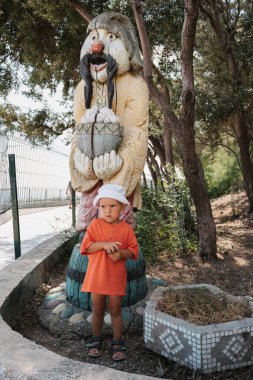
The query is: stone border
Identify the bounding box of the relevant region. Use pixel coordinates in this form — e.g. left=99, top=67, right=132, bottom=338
left=0, top=235, right=159, bottom=380
left=144, top=284, right=253, bottom=374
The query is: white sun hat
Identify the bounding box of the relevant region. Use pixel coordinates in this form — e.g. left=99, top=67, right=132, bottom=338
left=93, top=184, right=129, bottom=207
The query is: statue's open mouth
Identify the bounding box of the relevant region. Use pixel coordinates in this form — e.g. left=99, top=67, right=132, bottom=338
left=89, top=53, right=108, bottom=72
left=80, top=52, right=118, bottom=109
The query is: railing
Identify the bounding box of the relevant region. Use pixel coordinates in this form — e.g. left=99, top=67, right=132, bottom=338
left=0, top=132, right=76, bottom=260
left=0, top=187, right=79, bottom=224
left=1, top=154, right=78, bottom=260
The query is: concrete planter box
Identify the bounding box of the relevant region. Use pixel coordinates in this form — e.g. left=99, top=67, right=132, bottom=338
left=144, top=284, right=253, bottom=374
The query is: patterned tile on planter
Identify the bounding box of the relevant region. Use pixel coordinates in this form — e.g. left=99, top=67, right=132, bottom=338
left=144, top=284, right=253, bottom=374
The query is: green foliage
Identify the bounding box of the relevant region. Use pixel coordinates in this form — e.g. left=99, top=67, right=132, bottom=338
left=0, top=0, right=129, bottom=97
left=135, top=179, right=197, bottom=263
left=195, top=3, right=253, bottom=139
left=201, top=145, right=242, bottom=199
left=0, top=101, right=74, bottom=146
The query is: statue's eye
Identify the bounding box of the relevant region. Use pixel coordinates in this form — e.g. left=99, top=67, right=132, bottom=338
left=92, top=35, right=97, bottom=41
left=107, top=33, right=116, bottom=41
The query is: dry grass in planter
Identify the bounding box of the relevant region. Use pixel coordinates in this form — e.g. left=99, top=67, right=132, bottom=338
left=157, top=287, right=251, bottom=325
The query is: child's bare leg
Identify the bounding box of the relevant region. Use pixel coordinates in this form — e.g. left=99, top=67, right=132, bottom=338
left=92, top=293, right=106, bottom=335
left=108, top=295, right=125, bottom=360
left=89, top=293, right=106, bottom=356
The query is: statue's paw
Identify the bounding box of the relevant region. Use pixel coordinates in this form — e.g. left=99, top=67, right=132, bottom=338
left=93, top=150, right=123, bottom=180
left=80, top=106, right=99, bottom=124
left=74, top=147, right=97, bottom=178
left=96, top=107, right=120, bottom=124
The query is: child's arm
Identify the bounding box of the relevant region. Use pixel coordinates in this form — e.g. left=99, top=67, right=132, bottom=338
left=108, top=249, right=134, bottom=262
left=86, top=241, right=122, bottom=254
left=108, top=226, right=139, bottom=262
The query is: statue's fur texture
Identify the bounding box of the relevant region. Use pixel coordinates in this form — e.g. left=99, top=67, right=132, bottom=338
left=69, top=12, right=149, bottom=222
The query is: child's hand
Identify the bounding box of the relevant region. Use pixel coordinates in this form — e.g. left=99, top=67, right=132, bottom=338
left=108, top=251, right=123, bottom=262
left=103, top=242, right=122, bottom=254
left=108, top=249, right=133, bottom=262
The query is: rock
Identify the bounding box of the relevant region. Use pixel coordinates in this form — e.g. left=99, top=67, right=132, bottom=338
left=45, top=292, right=65, bottom=301
left=152, top=278, right=166, bottom=286
left=135, top=306, right=145, bottom=317
left=38, top=307, right=52, bottom=329
left=122, top=310, right=135, bottom=322
left=127, top=315, right=143, bottom=334
left=52, top=303, right=68, bottom=315
left=48, top=286, right=65, bottom=294
left=86, top=313, right=92, bottom=323
left=49, top=316, right=68, bottom=336
left=46, top=299, right=64, bottom=309
left=69, top=312, right=85, bottom=324
left=60, top=307, right=75, bottom=319
left=104, top=313, right=112, bottom=325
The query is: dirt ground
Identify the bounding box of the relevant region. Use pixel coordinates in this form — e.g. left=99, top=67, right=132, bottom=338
left=15, top=191, right=253, bottom=379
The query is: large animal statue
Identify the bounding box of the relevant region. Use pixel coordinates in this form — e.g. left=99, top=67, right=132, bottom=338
left=69, top=12, right=149, bottom=231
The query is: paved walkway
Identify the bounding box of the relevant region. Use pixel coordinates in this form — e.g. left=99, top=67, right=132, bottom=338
left=0, top=206, right=73, bottom=269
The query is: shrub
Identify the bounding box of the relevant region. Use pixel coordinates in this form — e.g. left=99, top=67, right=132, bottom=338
left=201, top=146, right=242, bottom=199
left=135, top=178, right=197, bottom=263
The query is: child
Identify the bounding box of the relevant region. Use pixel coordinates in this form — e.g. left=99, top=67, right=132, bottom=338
left=80, top=184, right=139, bottom=361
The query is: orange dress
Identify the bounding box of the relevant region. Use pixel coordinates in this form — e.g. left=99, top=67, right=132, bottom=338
left=80, top=218, right=138, bottom=295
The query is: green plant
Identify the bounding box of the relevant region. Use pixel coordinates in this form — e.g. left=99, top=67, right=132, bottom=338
left=136, top=177, right=197, bottom=263
left=201, top=146, right=242, bottom=199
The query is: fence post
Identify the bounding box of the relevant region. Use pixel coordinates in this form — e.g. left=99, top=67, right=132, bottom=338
left=71, top=189, right=76, bottom=227
left=8, top=154, right=21, bottom=259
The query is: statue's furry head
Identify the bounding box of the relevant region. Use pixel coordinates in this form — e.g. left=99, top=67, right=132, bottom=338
left=79, top=12, right=143, bottom=109
left=85, top=12, right=143, bottom=72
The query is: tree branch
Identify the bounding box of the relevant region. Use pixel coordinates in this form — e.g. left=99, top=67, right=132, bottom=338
left=129, top=0, right=152, bottom=79
left=67, top=0, right=93, bottom=22
left=130, top=0, right=182, bottom=147
left=148, top=147, right=164, bottom=189
left=181, top=0, right=199, bottom=128
left=149, top=135, right=166, bottom=166
left=200, top=1, right=238, bottom=78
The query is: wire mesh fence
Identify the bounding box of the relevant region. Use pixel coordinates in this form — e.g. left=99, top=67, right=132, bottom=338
left=0, top=132, right=78, bottom=226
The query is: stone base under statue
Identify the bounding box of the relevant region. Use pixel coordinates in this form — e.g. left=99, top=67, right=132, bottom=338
left=37, top=275, right=166, bottom=339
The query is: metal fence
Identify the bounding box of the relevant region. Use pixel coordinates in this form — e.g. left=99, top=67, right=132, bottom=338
left=0, top=132, right=78, bottom=226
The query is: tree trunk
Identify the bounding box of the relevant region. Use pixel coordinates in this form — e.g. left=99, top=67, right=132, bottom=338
left=131, top=0, right=217, bottom=260
left=183, top=154, right=217, bottom=259
left=235, top=114, right=253, bottom=211
left=180, top=0, right=217, bottom=260
left=147, top=157, right=158, bottom=188
left=149, top=135, right=166, bottom=167
left=142, top=171, right=147, bottom=187
left=148, top=148, right=164, bottom=189
left=163, top=119, right=174, bottom=167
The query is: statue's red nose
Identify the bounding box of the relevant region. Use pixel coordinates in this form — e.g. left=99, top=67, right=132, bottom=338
left=91, top=42, right=104, bottom=53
